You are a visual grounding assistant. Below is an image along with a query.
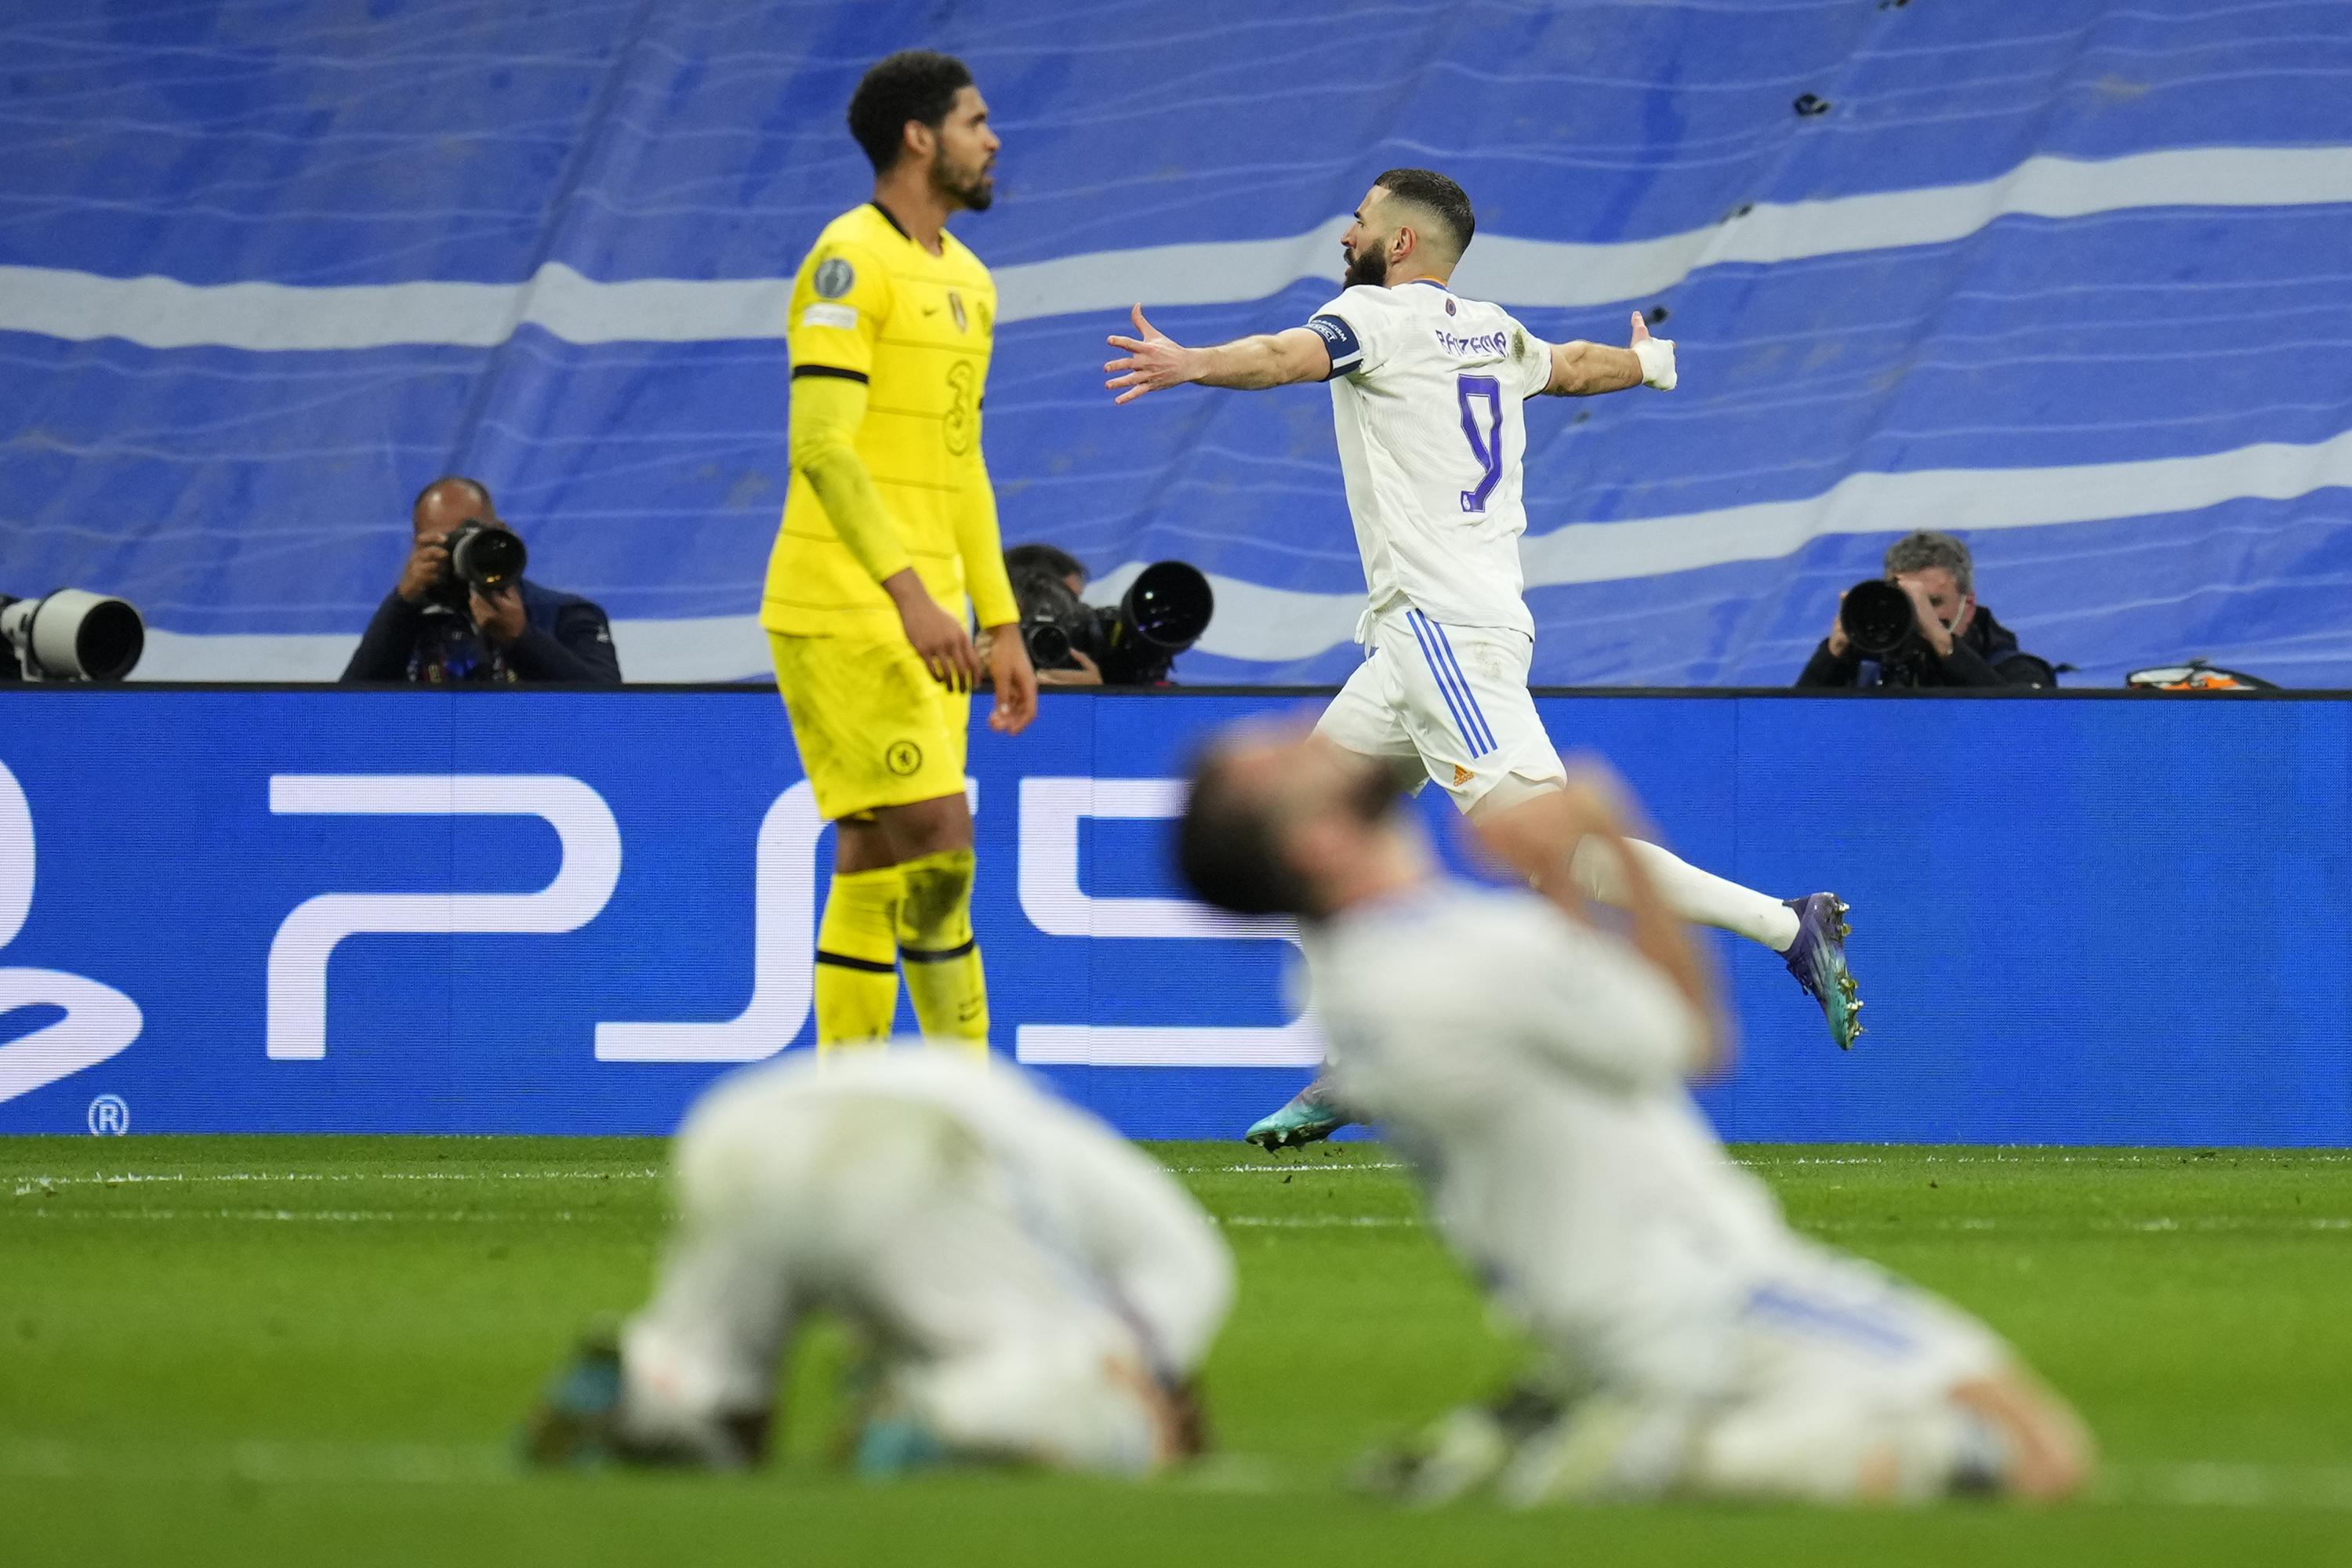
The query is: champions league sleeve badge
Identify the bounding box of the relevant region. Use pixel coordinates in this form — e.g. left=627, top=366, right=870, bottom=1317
left=813, top=256, right=855, bottom=299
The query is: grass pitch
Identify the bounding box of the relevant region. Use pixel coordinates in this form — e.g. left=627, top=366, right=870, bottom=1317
left=5, top=1138, right=2352, bottom=1566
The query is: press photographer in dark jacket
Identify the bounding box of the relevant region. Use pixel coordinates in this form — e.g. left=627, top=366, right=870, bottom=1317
left=1796, top=531, right=2055, bottom=690
left=342, top=477, right=621, bottom=685
left=1002, top=542, right=1104, bottom=686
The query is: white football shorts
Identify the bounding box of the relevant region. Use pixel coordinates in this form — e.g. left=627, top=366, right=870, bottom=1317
left=1730, top=1250, right=2010, bottom=1410
left=1316, top=606, right=1566, bottom=813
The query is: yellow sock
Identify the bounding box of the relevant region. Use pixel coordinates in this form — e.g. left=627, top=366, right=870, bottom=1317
left=814, top=866, right=903, bottom=1054
left=895, top=848, right=989, bottom=1058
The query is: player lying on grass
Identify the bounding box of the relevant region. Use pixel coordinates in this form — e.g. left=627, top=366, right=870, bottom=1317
left=1105, top=168, right=1858, bottom=1152
left=525, top=1047, right=1232, bottom=1477
left=1177, top=724, right=2092, bottom=1505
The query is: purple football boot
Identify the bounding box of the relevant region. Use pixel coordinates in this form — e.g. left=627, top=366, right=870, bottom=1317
left=1783, top=894, right=1863, bottom=1050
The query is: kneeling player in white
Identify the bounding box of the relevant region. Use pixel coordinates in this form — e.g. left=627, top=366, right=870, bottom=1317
left=1107, top=169, right=1860, bottom=1150
left=1176, top=727, right=2090, bottom=1505
left=526, top=1047, right=1232, bottom=1478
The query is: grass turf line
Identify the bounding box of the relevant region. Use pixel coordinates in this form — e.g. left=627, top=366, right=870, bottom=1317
left=3, top=1138, right=2350, bottom=1566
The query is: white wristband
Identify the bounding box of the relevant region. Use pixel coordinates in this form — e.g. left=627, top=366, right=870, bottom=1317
left=1632, top=336, right=1677, bottom=391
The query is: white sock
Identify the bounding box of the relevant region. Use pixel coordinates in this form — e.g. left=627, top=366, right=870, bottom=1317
left=1570, top=837, right=1800, bottom=952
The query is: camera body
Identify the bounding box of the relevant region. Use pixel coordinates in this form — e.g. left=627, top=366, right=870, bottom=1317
left=1011, top=569, right=1094, bottom=672
left=431, top=520, right=528, bottom=612
left=1011, top=561, right=1214, bottom=686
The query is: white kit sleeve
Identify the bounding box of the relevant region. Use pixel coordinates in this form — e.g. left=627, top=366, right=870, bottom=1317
left=1305, top=285, right=1403, bottom=380
left=1504, top=315, right=1555, bottom=399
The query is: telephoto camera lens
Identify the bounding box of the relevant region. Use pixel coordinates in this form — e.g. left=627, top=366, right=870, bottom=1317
left=0, top=589, right=145, bottom=681
left=448, top=521, right=528, bottom=597
left=1120, top=561, right=1214, bottom=652
left=1087, top=561, right=1214, bottom=685
left=1838, top=579, right=1917, bottom=660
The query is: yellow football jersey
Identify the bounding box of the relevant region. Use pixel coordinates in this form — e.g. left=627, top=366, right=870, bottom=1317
left=764, top=202, right=998, bottom=637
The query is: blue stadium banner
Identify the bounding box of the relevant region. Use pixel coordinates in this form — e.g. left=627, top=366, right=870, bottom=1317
left=0, top=689, right=2343, bottom=1145
left=8, top=5, right=2352, bottom=688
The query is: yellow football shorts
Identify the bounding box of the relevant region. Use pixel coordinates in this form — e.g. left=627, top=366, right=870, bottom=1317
left=768, top=631, right=970, bottom=822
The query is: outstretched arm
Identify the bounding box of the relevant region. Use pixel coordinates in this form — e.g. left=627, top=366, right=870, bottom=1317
left=1105, top=305, right=1331, bottom=404
left=1543, top=310, right=1679, bottom=397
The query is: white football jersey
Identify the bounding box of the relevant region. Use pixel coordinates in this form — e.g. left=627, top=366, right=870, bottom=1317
left=677, top=1049, right=1233, bottom=1375
left=1303, top=882, right=1814, bottom=1397
left=1307, top=281, right=1554, bottom=640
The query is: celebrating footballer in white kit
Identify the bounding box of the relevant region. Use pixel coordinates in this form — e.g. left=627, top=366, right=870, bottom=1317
left=1177, top=727, right=2092, bottom=1507
left=1105, top=168, right=1863, bottom=1149
left=524, top=1047, right=1231, bottom=1479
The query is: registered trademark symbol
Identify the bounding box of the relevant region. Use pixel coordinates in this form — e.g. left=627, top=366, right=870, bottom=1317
left=86, top=1094, right=129, bottom=1136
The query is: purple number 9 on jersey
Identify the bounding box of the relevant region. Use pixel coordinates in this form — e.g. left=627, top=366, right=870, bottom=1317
left=1455, top=373, right=1504, bottom=514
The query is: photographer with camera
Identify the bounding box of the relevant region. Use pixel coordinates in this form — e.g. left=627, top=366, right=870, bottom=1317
left=1796, top=531, right=2054, bottom=690
left=1002, top=543, right=1103, bottom=686
left=342, top=477, right=621, bottom=685
left=993, top=542, right=1215, bottom=688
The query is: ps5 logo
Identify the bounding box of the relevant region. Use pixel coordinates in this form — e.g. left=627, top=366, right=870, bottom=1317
left=1011, top=777, right=1319, bottom=1068
left=0, top=760, right=143, bottom=1106
left=266, top=775, right=622, bottom=1061
left=265, top=772, right=1315, bottom=1069
left=262, top=775, right=859, bottom=1065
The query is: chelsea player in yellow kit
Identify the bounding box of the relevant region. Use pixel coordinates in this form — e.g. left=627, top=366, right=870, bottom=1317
left=767, top=51, right=1038, bottom=1054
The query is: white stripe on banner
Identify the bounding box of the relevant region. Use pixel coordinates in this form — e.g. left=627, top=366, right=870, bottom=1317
left=5, top=147, right=2351, bottom=350
left=132, top=424, right=2352, bottom=681
left=1091, top=422, right=2352, bottom=665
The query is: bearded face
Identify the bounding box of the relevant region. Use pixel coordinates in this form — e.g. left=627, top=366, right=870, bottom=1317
left=927, top=92, right=997, bottom=213
left=933, top=145, right=995, bottom=212
left=1342, top=231, right=1392, bottom=289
